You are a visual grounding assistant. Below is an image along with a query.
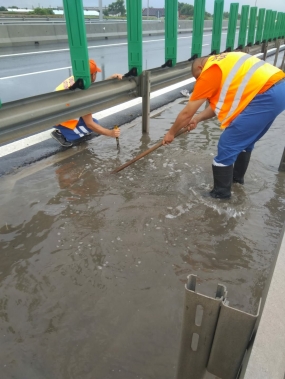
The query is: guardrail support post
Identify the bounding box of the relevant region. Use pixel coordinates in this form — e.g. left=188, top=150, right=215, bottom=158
left=141, top=71, right=151, bottom=134
left=176, top=274, right=260, bottom=379
left=225, top=3, right=239, bottom=51
left=176, top=275, right=226, bottom=379
left=273, top=39, right=281, bottom=66
left=62, top=0, right=91, bottom=89
left=281, top=50, right=285, bottom=71
left=262, top=41, right=268, bottom=61
left=126, top=0, right=143, bottom=76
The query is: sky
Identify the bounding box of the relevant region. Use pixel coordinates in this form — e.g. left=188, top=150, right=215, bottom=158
left=1, top=0, right=284, bottom=13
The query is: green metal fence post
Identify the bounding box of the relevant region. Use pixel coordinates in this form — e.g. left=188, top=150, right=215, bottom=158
left=275, top=12, right=282, bottom=39
left=278, top=12, right=284, bottom=39
left=262, top=10, right=272, bottom=42
left=191, top=0, right=206, bottom=58
left=126, top=0, right=142, bottom=76
left=270, top=11, right=277, bottom=41
left=211, top=0, right=224, bottom=54
left=281, top=13, right=285, bottom=38
left=247, top=7, right=257, bottom=46
left=255, top=8, right=265, bottom=44
left=281, top=13, right=284, bottom=38
left=165, top=0, right=178, bottom=66
left=237, top=5, right=250, bottom=49
left=62, top=0, right=91, bottom=89
left=226, top=3, right=239, bottom=51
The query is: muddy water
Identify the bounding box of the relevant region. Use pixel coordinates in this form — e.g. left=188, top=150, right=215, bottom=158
left=0, top=100, right=285, bottom=379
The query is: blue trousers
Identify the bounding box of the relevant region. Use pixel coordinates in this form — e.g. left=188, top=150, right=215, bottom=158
left=214, top=80, right=285, bottom=166
left=56, top=117, right=99, bottom=142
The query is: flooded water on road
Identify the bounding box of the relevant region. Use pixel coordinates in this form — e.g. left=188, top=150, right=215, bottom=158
left=0, top=100, right=285, bottom=379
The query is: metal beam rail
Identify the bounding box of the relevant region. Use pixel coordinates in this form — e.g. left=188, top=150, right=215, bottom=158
left=0, top=59, right=193, bottom=146
left=0, top=42, right=284, bottom=147
left=0, top=78, right=138, bottom=145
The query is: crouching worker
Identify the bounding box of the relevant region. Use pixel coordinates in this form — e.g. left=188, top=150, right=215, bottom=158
left=51, top=59, right=123, bottom=147
left=162, top=52, right=285, bottom=199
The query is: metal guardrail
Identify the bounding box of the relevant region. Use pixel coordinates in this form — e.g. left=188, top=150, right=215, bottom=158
left=0, top=59, right=193, bottom=146
left=0, top=78, right=138, bottom=145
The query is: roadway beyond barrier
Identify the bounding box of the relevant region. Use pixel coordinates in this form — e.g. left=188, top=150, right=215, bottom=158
left=0, top=20, right=233, bottom=47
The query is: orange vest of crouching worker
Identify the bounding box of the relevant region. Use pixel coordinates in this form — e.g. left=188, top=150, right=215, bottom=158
left=54, top=76, right=78, bottom=129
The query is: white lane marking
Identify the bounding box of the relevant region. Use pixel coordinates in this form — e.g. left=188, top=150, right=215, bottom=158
left=0, top=44, right=209, bottom=80
left=0, top=77, right=196, bottom=158
left=0, top=66, right=71, bottom=80
left=0, top=43, right=127, bottom=58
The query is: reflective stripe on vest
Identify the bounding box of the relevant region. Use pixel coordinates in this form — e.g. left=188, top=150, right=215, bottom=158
left=55, top=76, right=75, bottom=91
left=215, top=54, right=251, bottom=114
left=221, top=59, right=265, bottom=125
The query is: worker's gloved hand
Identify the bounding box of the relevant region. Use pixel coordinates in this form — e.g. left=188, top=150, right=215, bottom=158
left=187, top=116, right=199, bottom=131
left=162, top=131, right=174, bottom=145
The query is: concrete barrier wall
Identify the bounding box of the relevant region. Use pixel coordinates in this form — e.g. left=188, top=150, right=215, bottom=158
left=0, top=20, right=235, bottom=47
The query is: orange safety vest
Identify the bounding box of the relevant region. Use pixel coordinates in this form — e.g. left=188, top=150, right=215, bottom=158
left=55, top=76, right=78, bottom=129
left=203, top=52, right=282, bottom=128
left=55, top=75, right=75, bottom=91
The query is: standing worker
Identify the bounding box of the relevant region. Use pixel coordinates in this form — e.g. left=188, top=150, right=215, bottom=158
left=163, top=52, right=285, bottom=199
left=51, top=59, right=123, bottom=147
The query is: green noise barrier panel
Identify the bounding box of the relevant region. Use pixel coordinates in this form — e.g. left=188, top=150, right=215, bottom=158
left=165, top=0, right=178, bottom=66
left=62, top=0, right=91, bottom=89
left=238, top=5, right=250, bottom=49
left=247, top=7, right=257, bottom=46
left=262, top=10, right=273, bottom=42
left=211, top=0, right=224, bottom=54
left=126, top=0, right=142, bottom=75
left=255, top=8, right=265, bottom=44
left=191, top=0, right=206, bottom=58
left=226, top=3, right=239, bottom=51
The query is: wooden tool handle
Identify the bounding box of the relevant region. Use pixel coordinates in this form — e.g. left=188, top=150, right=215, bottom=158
left=111, top=128, right=187, bottom=174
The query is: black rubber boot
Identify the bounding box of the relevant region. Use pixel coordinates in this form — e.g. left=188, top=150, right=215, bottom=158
left=233, top=151, right=251, bottom=184
left=210, top=164, right=233, bottom=199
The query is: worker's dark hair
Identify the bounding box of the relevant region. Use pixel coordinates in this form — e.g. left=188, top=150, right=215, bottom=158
left=191, top=58, right=199, bottom=76
left=191, top=56, right=209, bottom=77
